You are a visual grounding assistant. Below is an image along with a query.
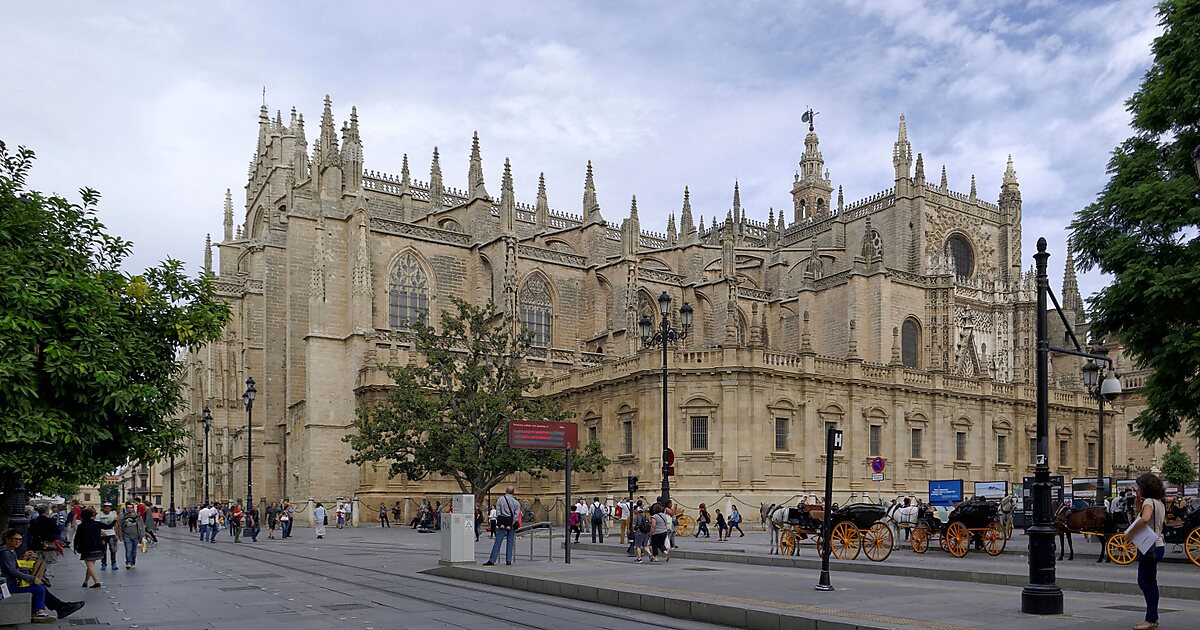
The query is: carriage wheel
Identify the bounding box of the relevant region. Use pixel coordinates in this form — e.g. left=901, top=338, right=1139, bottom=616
left=1185, top=526, right=1200, bottom=568
left=675, top=514, right=695, bottom=537
left=944, top=522, right=970, bottom=558
left=831, top=521, right=861, bottom=560
left=1106, top=533, right=1138, bottom=565
left=779, top=529, right=798, bottom=557
left=982, top=521, right=1007, bottom=557
left=812, top=531, right=826, bottom=558
left=863, top=521, right=894, bottom=562
left=910, top=524, right=929, bottom=554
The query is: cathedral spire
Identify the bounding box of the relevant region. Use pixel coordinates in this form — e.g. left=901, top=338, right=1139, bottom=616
left=893, top=113, right=913, bottom=181
left=428, top=147, right=444, bottom=211
left=468, top=131, right=489, bottom=200
left=914, top=153, right=926, bottom=185
left=203, top=233, right=212, bottom=273
left=340, top=105, right=363, bottom=190
left=766, top=207, right=778, bottom=249
left=535, top=172, right=549, bottom=227
left=698, top=214, right=706, bottom=237
left=316, top=94, right=339, bottom=168
left=837, top=185, right=844, bottom=213
left=582, top=160, right=601, bottom=222
left=400, top=153, right=411, bottom=188
left=629, top=194, right=638, bottom=221
left=1003, top=154, right=1018, bottom=187
left=499, top=157, right=515, bottom=233
left=969, top=174, right=977, bottom=201
left=223, top=188, right=234, bottom=242
left=732, top=180, right=742, bottom=223
left=1062, top=240, right=1084, bottom=316
left=256, top=103, right=270, bottom=156
left=667, top=212, right=677, bottom=243
left=680, top=186, right=696, bottom=242
left=939, top=165, right=948, bottom=192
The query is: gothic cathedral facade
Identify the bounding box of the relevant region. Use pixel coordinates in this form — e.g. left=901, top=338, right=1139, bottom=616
left=171, top=97, right=1114, bottom=510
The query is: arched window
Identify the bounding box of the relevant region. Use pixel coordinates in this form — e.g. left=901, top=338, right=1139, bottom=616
left=520, top=274, right=553, bottom=347
left=901, top=318, right=920, bottom=368
left=947, top=234, right=974, bottom=278
left=389, top=253, right=429, bottom=328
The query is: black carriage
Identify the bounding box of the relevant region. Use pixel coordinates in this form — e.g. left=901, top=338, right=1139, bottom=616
left=910, top=496, right=1008, bottom=558
left=1106, top=498, right=1200, bottom=567
left=778, top=502, right=894, bottom=562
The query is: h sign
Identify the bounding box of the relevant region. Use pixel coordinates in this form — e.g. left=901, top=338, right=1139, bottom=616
left=829, top=429, right=843, bottom=451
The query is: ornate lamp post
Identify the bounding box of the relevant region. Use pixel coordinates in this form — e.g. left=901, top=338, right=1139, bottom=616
left=639, top=292, right=693, bottom=504
left=201, top=406, right=212, bottom=504
left=1081, top=348, right=1121, bottom=508
left=242, top=377, right=256, bottom=511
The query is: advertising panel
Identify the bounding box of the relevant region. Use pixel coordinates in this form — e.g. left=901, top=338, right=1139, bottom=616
left=1071, top=477, right=1112, bottom=505
left=928, top=479, right=963, bottom=506
left=1021, top=475, right=1064, bottom=524
left=973, top=481, right=1009, bottom=499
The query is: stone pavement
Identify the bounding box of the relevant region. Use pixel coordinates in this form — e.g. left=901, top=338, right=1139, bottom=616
left=18, top=522, right=1196, bottom=629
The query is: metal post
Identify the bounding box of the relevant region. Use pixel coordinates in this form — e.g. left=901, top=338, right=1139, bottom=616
left=565, top=449, right=572, bottom=565
left=1022, top=237, right=1063, bottom=614
left=661, top=316, right=670, bottom=504
left=169, top=452, right=176, bottom=526
left=816, top=426, right=836, bottom=591
left=1097, top=391, right=1105, bottom=508
left=204, top=423, right=210, bottom=505
left=246, top=402, right=253, bottom=511
left=7, top=477, right=30, bottom=556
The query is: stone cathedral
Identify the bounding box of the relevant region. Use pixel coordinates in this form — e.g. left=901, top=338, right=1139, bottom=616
left=169, top=96, right=1125, bottom=513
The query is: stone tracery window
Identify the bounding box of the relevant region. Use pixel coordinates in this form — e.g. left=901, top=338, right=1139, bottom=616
left=520, top=274, right=553, bottom=347
left=947, top=233, right=975, bottom=278
left=389, top=253, right=429, bottom=328
left=901, top=318, right=920, bottom=368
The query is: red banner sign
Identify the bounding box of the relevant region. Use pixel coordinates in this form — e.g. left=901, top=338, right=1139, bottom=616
left=508, top=419, right=578, bottom=450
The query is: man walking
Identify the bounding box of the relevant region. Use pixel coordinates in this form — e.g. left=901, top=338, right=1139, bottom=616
left=117, top=502, right=144, bottom=569
left=96, top=503, right=119, bottom=571
left=590, top=497, right=607, bottom=543
left=28, top=505, right=60, bottom=579
left=483, top=486, right=520, bottom=566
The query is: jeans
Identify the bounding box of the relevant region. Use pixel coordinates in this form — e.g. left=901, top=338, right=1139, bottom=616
left=122, top=535, right=139, bottom=566
left=1137, top=545, right=1165, bottom=622
left=101, top=536, right=117, bottom=565
left=488, top=526, right=516, bottom=564
left=9, top=583, right=64, bottom=614
left=250, top=525, right=259, bottom=542
left=591, top=519, right=604, bottom=543
left=281, top=520, right=292, bottom=538
left=199, top=524, right=209, bottom=541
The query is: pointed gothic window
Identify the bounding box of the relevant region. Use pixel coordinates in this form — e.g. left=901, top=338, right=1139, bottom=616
left=389, top=253, right=429, bottom=328
left=901, top=318, right=920, bottom=368
left=520, top=274, right=553, bottom=347
left=947, top=234, right=975, bottom=278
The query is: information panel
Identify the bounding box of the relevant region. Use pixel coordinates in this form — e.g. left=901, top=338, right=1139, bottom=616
left=507, top=419, right=578, bottom=450
left=973, top=480, right=1009, bottom=499
left=928, top=479, right=963, bottom=506
left=1021, top=475, right=1064, bottom=523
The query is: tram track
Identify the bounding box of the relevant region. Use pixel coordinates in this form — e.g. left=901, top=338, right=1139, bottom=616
left=163, top=531, right=709, bottom=630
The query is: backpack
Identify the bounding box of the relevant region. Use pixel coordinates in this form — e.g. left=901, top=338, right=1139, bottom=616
left=592, top=504, right=604, bottom=520
left=615, top=505, right=623, bottom=519
left=122, top=513, right=140, bottom=530
left=635, top=515, right=651, bottom=534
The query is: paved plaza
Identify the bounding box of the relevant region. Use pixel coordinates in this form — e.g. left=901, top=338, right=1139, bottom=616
left=18, top=521, right=1197, bottom=629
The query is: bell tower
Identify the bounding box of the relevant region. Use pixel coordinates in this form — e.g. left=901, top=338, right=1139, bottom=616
left=791, top=109, right=834, bottom=223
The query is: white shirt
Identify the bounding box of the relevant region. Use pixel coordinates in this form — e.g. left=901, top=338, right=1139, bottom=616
left=591, top=501, right=608, bottom=518
left=198, top=507, right=216, bottom=525
left=575, top=502, right=587, bottom=515
left=616, top=501, right=629, bottom=518
left=314, top=506, right=328, bottom=522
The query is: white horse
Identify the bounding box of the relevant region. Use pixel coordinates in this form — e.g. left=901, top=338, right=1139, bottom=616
left=762, top=495, right=821, bottom=554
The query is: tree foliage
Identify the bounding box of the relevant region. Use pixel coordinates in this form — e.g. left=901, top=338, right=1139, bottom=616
left=99, top=483, right=120, bottom=507
left=1070, top=0, right=1200, bottom=443
left=1161, top=441, right=1197, bottom=487
left=346, top=297, right=609, bottom=502
left=0, top=141, right=230, bottom=501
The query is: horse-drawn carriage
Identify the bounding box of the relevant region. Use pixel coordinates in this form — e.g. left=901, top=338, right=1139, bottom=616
left=1103, top=496, right=1200, bottom=567
left=769, top=498, right=894, bottom=562
left=890, top=495, right=1013, bottom=558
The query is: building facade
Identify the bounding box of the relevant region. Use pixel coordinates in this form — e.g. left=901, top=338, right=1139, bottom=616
left=165, top=97, right=1133, bottom=512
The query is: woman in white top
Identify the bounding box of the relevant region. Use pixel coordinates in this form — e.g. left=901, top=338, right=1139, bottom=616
left=1128, top=473, right=1166, bottom=630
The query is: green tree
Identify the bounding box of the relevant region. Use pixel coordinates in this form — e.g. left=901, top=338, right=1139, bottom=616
left=346, top=297, right=609, bottom=504
left=1070, top=0, right=1200, bottom=443
left=99, top=483, right=120, bottom=507
left=0, top=142, right=230, bottom=529
left=1161, top=441, right=1197, bottom=487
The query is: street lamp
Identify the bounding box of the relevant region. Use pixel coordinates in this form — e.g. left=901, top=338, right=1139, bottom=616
left=169, top=450, right=176, bottom=527
left=242, top=377, right=256, bottom=512
left=201, top=406, right=212, bottom=504
left=638, top=292, right=693, bottom=504
left=1081, top=349, right=1121, bottom=509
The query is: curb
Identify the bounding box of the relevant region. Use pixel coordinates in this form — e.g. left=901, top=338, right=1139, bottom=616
left=566, top=542, right=1200, bottom=601
left=425, top=564, right=935, bottom=630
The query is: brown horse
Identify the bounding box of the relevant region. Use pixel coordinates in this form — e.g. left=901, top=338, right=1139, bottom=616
left=1053, top=505, right=1114, bottom=562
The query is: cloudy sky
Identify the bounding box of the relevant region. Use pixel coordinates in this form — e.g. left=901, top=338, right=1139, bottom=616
left=3, top=0, right=1162, bottom=301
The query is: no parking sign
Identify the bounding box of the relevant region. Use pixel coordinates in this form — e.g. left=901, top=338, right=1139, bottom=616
left=870, top=457, right=885, bottom=481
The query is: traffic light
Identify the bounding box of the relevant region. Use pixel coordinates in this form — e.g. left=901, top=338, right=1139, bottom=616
left=627, top=475, right=639, bottom=494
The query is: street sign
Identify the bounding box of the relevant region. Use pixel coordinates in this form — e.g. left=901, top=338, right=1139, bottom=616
left=665, top=466, right=675, bottom=477
left=829, top=429, right=843, bottom=451
left=665, top=448, right=676, bottom=466
left=508, top=419, right=578, bottom=450
left=870, top=457, right=885, bottom=474
left=871, top=472, right=884, bottom=482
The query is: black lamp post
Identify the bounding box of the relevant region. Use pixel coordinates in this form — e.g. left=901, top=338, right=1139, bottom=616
left=242, top=377, right=256, bottom=512
left=639, top=292, right=693, bottom=504
left=169, top=449, right=176, bottom=526
left=6, top=478, right=29, bottom=556
left=1081, top=348, right=1121, bottom=508
left=202, top=406, right=212, bottom=505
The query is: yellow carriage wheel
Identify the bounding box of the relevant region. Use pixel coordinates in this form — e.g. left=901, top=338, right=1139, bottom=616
left=779, top=529, right=798, bottom=556
left=863, top=521, right=893, bottom=562
left=1184, top=526, right=1200, bottom=568
left=675, top=514, right=695, bottom=537
left=910, top=524, right=929, bottom=554
left=1106, top=533, right=1138, bottom=565
left=944, top=521, right=970, bottom=558
left=831, top=521, right=861, bottom=560
left=983, top=521, right=1007, bottom=557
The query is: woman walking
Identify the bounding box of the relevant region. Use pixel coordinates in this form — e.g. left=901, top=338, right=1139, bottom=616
left=729, top=505, right=745, bottom=537
left=1129, top=473, right=1167, bottom=630
left=694, top=503, right=711, bottom=538
left=715, top=508, right=728, bottom=541
left=73, top=508, right=104, bottom=588
left=648, top=503, right=673, bottom=562
left=632, top=506, right=652, bottom=563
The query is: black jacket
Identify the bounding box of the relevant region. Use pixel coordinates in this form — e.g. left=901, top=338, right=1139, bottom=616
left=73, top=521, right=104, bottom=555
left=28, top=514, right=59, bottom=548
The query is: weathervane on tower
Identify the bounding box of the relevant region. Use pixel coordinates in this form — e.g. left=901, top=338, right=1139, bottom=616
left=801, top=107, right=818, bottom=132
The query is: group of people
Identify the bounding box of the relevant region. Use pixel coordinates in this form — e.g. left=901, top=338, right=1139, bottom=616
left=189, top=500, right=303, bottom=541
